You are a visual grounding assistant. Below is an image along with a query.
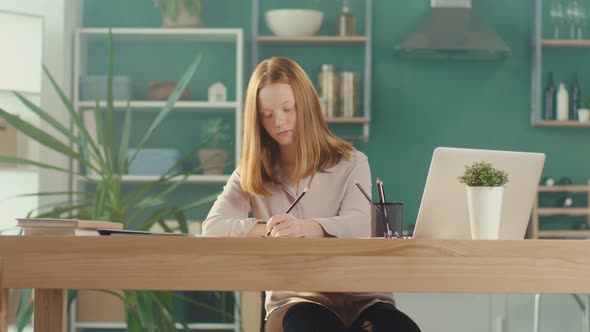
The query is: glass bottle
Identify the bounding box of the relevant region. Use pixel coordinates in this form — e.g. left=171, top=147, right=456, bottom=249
left=337, top=0, right=356, bottom=36
left=319, top=64, right=338, bottom=119
left=339, top=71, right=359, bottom=118
left=544, top=72, right=556, bottom=120
left=556, top=81, right=569, bottom=121
left=570, top=72, right=580, bottom=121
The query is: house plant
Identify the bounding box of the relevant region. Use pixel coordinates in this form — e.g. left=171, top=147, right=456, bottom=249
left=578, top=96, right=590, bottom=122
left=458, top=161, right=509, bottom=239
left=0, top=31, right=234, bottom=332
left=152, top=0, right=203, bottom=27
left=198, top=117, right=230, bottom=175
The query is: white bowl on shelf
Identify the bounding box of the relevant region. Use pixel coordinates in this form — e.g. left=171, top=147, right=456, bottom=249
left=265, top=9, right=323, bottom=37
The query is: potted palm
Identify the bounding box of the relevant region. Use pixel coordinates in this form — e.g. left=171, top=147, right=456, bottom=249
left=458, top=161, right=509, bottom=240
left=0, top=31, right=233, bottom=331
left=198, top=117, right=230, bottom=175
left=153, top=0, right=203, bottom=27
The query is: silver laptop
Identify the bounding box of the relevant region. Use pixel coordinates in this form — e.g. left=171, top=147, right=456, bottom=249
left=413, top=147, right=546, bottom=240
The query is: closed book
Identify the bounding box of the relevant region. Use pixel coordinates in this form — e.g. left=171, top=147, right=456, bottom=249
left=22, top=227, right=99, bottom=236
left=16, top=218, right=122, bottom=230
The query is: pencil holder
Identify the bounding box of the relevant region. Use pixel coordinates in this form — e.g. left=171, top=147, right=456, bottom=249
left=370, top=202, right=403, bottom=238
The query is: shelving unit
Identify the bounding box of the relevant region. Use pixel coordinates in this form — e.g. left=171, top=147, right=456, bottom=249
left=70, top=27, right=243, bottom=332
left=531, top=181, right=590, bottom=239
left=251, top=0, right=373, bottom=142
left=73, top=27, right=243, bottom=183
left=530, top=0, right=590, bottom=127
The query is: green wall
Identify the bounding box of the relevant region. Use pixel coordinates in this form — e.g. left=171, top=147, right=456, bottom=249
left=83, top=0, right=590, bottom=229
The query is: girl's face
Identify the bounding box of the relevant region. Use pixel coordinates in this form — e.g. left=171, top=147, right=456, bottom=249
left=257, top=83, right=297, bottom=147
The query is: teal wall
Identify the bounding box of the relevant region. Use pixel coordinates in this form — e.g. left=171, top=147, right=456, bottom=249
left=83, top=0, right=590, bottom=229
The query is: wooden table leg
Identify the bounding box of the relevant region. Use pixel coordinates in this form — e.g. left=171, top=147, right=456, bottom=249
left=34, top=289, right=66, bottom=332
left=0, top=289, right=7, bottom=332
left=0, top=257, right=6, bottom=332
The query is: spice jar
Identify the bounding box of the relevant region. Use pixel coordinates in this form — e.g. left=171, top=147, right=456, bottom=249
left=318, top=64, right=338, bottom=119
left=339, top=71, right=358, bottom=118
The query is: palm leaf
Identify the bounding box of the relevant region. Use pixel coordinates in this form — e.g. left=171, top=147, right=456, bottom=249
left=128, top=53, right=202, bottom=166
left=0, top=108, right=98, bottom=173
left=117, top=102, right=132, bottom=175
left=104, top=30, right=116, bottom=169
left=136, top=291, right=156, bottom=332
left=42, top=66, right=102, bottom=163
left=0, top=155, right=87, bottom=176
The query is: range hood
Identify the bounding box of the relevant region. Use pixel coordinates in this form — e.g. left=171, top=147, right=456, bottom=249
left=395, top=0, right=510, bottom=60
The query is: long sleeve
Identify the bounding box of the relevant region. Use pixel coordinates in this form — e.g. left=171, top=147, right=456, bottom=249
left=202, top=169, right=257, bottom=237
left=312, top=153, right=372, bottom=238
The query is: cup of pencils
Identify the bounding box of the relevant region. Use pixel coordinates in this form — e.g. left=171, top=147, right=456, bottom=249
left=370, top=202, right=403, bottom=238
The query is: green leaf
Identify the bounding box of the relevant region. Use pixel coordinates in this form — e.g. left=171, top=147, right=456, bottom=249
left=0, top=108, right=99, bottom=173
left=0, top=155, right=86, bottom=176
left=175, top=211, right=189, bottom=233
left=136, top=291, right=156, bottom=331
left=128, top=53, right=202, bottom=166
left=16, top=289, right=33, bottom=332
left=166, top=0, right=177, bottom=20
left=42, top=66, right=102, bottom=163
left=104, top=29, right=117, bottom=171
left=117, top=101, right=133, bottom=175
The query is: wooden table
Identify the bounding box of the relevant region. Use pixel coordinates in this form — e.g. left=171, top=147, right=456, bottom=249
left=2, top=236, right=590, bottom=332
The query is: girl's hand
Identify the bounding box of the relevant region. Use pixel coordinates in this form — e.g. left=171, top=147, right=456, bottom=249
left=266, top=214, right=325, bottom=238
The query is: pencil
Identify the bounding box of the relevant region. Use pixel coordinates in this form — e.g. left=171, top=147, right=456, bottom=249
left=354, top=179, right=373, bottom=204
left=354, top=179, right=384, bottom=217
left=265, top=185, right=309, bottom=237
left=376, top=178, right=392, bottom=238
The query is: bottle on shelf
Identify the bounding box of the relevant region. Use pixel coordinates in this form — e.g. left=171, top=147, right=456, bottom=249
left=569, top=72, right=580, bottom=121
left=544, top=72, right=556, bottom=120
left=339, top=71, right=359, bottom=118
left=560, top=194, right=574, bottom=207
left=337, top=0, right=356, bottom=36
left=556, top=81, right=569, bottom=121
left=319, top=64, right=338, bottom=119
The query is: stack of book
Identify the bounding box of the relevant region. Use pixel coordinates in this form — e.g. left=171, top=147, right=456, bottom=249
left=16, top=218, right=123, bottom=236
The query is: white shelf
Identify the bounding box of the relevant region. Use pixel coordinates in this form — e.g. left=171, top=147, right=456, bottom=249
left=256, top=36, right=367, bottom=43
left=536, top=208, right=590, bottom=216
left=86, top=174, right=230, bottom=183
left=77, top=100, right=238, bottom=110
left=77, top=28, right=242, bottom=42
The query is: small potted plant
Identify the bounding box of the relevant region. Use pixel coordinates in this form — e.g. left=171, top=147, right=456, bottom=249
left=458, top=161, right=509, bottom=240
left=578, top=96, right=590, bottom=122
left=198, top=118, right=230, bottom=175
left=152, top=0, right=203, bottom=28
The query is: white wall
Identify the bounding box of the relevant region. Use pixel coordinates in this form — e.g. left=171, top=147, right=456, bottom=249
left=0, top=0, right=82, bottom=228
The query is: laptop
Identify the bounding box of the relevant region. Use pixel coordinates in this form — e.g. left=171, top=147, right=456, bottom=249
left=412, top=147, right=546, bottom=240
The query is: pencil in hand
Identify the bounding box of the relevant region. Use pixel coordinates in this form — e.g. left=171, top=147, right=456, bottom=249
left=265, top=185, right=310, bottom=237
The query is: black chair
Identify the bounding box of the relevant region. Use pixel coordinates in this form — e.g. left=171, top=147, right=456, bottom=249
left=260, top=291, right=266, bottom=332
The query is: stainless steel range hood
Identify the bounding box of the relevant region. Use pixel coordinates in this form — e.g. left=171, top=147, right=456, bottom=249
left=395, top=0, right=510, bottom=60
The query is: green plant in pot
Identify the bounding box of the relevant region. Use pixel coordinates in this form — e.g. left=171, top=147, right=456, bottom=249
left=0, top=31, right=234, bottom=331
left=578, top=96, right=590, bottom=122
left=153, top=0, right=203, bottom=27
left=198, top=117, right=230, bottom=175
left=458, top=161, right=509, bottom=240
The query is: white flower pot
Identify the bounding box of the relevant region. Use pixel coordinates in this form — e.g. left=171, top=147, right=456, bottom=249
left=466, top=186, right=504, bottom=240
left=578, top=108, right=590, bottom=122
